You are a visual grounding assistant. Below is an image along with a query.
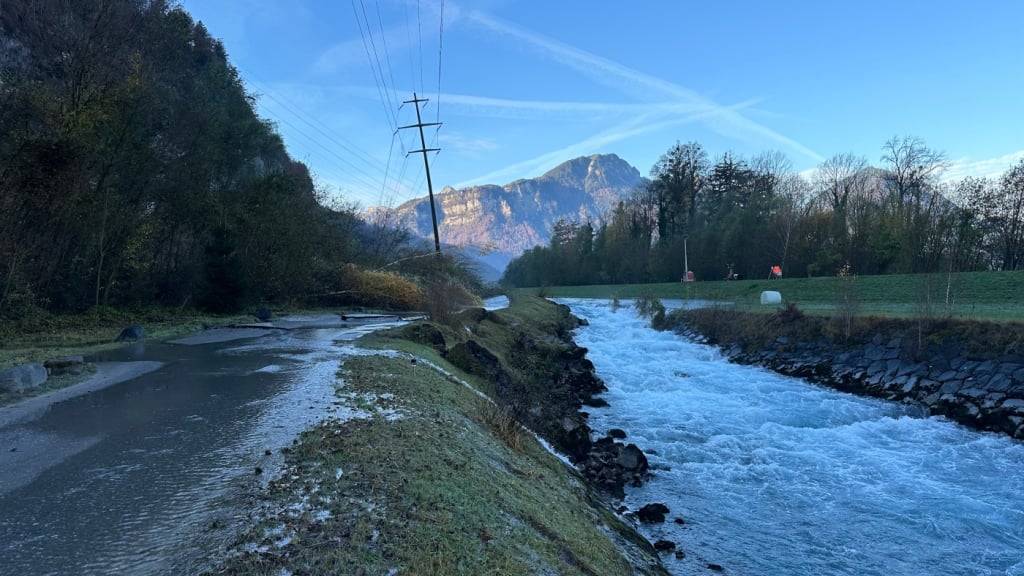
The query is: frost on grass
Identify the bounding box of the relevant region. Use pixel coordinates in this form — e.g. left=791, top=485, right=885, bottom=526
left=222, top=358, right=412, bottom=572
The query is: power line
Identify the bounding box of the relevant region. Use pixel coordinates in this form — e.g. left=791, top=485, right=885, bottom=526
left=260, top=97, right=395, bottom=189
left=358, top=0, right=399, bottom=120
left=248, top=77, right=423, bottom=206
left=436, top=0, right=445, bottom=125
left=416, top=0, right=425, bottom=93
left=253, top=82, right=391, bottom=180
left=402, top=0, right=417, bottom=92
left=374, top=0, right=401, bottom=111
left=263, top=109, right=387, bottom=193
left=237, top=65, right=397, bottom=173
left=351, top=0, right=398, bottom=132
left=376, top=131, right=398, bottom=208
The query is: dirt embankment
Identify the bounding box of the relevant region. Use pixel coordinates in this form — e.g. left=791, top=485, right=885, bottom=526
left=665, top=307, right=1024, bottom=440
left=399, top=298, right=655, bottom=496
left=213, top=296, right=669, bottom=576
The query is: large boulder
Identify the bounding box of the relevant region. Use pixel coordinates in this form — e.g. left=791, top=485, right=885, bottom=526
left=616, top=443, right=649, bottom=472
left=0, top=363, right=48, bottom=393
left=44, top=356, right=87, bottom=376
left=116, top=325, right=145, bottom=342
left=636, top=503, right=670, bottom=523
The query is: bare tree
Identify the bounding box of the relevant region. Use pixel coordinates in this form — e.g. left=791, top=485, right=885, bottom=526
left=999, top=162, right=1024, bottom=270
left=773, top=173, right=812, bottom=270
left=751, top=150, right=793, bottom=190
left=815, top=153, right=869, bottom=261
left=881, top=136, right=949, bottom=215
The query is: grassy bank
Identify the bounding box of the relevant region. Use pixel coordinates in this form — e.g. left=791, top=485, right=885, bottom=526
left=528, top=270, right=1024, bottom=321
left=0, top=307, right=257, bottom=370
left=214, top=297, right=666, bottom=575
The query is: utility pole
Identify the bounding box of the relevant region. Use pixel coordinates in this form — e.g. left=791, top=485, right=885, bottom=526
left=399, top=92, right=442, bottom=254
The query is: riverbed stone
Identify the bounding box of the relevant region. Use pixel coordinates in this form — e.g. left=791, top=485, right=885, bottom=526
left=1001, top=398, right=1024, bottom=412
left=0, top=363, right=48, bottom=393
left=985, top=373, right=1013, bottom=392
left=958, top=388, right=988, bottom=400
left=975, top=360, right=997, bottom=375
left=938, top=380, right=962, bottom=395
left=653, top=539, right=676, bottom=552
left=617, top=443, right=648, bottom=472
left=998, top=363, right=1021, bottom=375
left=636, top=503, right=670, bottom=523
left=115, top=325, right=145, bottom=342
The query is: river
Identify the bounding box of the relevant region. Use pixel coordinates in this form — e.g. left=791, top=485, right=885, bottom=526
left=0, top=315, right=405, bottom=576
left=559, top=298, right=1024, bottom=576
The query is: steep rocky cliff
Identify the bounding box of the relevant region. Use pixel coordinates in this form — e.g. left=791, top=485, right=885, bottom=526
left=373, top=154, right=644, bottom=267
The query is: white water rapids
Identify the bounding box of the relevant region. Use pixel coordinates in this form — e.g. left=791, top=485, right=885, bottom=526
left=559, top=298, right=1024, bottom=576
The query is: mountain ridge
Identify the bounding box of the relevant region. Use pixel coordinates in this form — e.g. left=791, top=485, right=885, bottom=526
left=370, top=154, right=645, bottom=269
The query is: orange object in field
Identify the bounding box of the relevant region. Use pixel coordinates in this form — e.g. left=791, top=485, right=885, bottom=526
left=770, top=265, right=782, bottom=278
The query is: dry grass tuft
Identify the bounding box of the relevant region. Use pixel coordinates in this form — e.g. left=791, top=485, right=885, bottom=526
left=341, top=264, right=424, bottom=310
left=476, top=400, right=524, bottom=452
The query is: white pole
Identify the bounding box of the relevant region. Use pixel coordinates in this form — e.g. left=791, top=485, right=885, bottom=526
left=683, top=236, right=689, bottom=280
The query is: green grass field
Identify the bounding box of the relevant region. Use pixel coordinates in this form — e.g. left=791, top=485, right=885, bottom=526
left=526, top=270, right=1024, bottom=321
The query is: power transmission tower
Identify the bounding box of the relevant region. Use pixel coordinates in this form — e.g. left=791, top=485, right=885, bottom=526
left=399, top=92, right=442, bottom=254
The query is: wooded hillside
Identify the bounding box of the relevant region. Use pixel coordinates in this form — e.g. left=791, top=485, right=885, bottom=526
left=0, top=1, right=472, bottom=322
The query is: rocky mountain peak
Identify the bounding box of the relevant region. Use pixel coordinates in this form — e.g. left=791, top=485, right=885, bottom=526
left=371, top=154, right=645, bottom=276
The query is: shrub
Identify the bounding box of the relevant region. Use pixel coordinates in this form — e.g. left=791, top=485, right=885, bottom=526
left=340, top=265, right=424, bottom=311
left=634, top=291, right=665, bottom=319
left=777, top=302, right=805, bottom=323
left=423, top=277, right=480, bottom=324
left=833, top=263, right=859, bottom=340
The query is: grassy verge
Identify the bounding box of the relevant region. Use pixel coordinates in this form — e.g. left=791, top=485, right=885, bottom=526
left=0, top=307, right=257, bottom=370
left=525, top=270, right=1024, bottom=321
left=214, top=344, right=664, bottom=574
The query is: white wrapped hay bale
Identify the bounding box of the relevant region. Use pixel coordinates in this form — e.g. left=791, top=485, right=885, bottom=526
left=760, top=290, right=782, bottom=305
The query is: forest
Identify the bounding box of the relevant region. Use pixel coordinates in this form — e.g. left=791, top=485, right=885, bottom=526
left=0, top=0, right=473, bottom=324
left=502, top=138, right=1024, bottom=287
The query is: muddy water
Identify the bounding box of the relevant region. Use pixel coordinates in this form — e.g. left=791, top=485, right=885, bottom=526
left=0, top=317, right=403, bottom=576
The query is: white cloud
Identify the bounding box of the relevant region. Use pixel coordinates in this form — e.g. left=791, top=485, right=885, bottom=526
left=464, top=9, right=822, bottom=162
left=455, top=101, right=757, bottom=187
left=944, top=150, right=1024, bottom=182
left=438, top=132, right=499, bottom=156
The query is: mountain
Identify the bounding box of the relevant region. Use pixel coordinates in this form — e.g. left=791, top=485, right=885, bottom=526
left=371, top=154, right=645, bottom=272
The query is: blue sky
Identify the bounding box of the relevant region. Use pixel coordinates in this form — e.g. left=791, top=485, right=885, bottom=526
left=180, top=0, right=1024, bottom=207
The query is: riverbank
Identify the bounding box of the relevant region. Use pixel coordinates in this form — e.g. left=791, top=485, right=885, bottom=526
left=212, top=296, right=669, bottom=575
left=660, top=306, right=1024, bottom=440
left=524, top=269, right=1024, bottom=321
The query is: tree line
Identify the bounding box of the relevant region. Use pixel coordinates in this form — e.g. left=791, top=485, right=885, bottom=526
left=0, top=0, right=475, bottom=323
left=502, top=137, right=1024, bottom=287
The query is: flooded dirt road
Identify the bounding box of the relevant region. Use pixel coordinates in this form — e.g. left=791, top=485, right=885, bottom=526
left=0, top=315, right=404, bottom=576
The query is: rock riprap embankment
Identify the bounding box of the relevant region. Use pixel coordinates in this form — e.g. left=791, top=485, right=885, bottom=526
left=673, top=317, right=1024, bottom=440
